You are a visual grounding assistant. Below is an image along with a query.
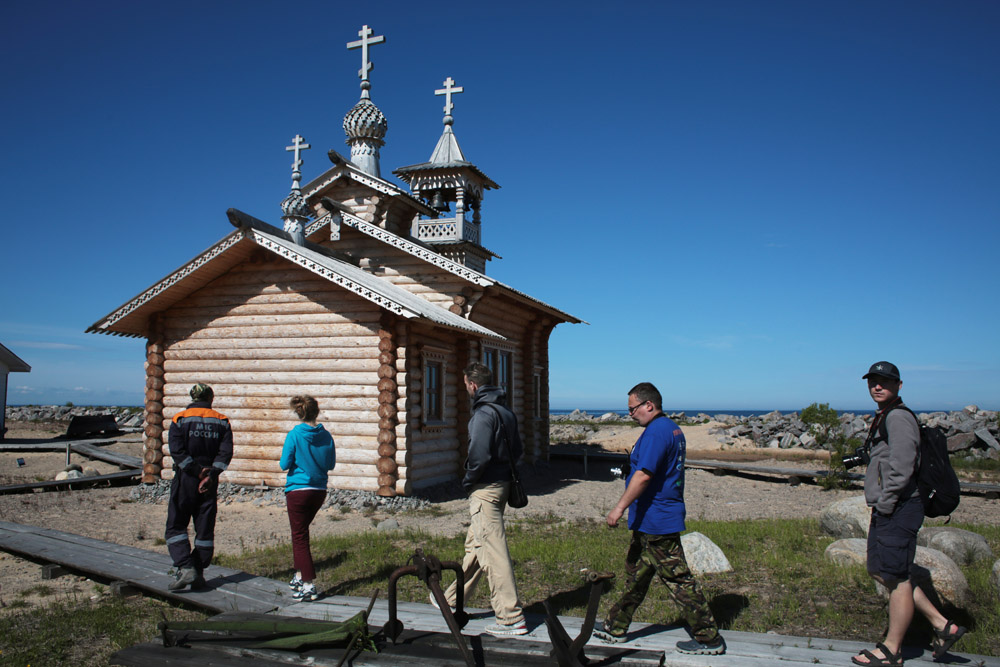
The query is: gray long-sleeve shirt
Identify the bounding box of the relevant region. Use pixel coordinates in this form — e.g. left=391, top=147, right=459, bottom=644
left=864, top=406, right=920, bottom=515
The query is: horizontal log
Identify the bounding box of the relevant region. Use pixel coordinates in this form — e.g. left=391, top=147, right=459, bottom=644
left=166, top=336, right=380, bottom=350
left=163, top=456, right=380, bottom=478
left=162, top=371, right=379, bottom=385
left=163, top=311, right=383, bottom=331
left=221, top=419, right=380, bottom=436
left=164, top=347, right=376, bottom=361
left=162, top=384, right=380, bottom=398
left=407, top=437, right=459, bottom=455
left=163, top=358, right=381, bottom=373
left=163, top=397, right=380, bottom=412
left=158, top=407, right=380, bottom=423
left=167, top=301, right=378, bottom=319
left=406, top=463, right=459, bottom=483
left=165, top=323, right=379, bottom=339
left=233, top=433, right=377, bottom=448
left=406, top=450, right=458, bottom=470
left=409, top=472, right=455, bottom=490
left=172, top=290, right=358, bottom=308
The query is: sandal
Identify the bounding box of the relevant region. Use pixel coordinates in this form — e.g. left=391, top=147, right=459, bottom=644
left=932, top=621, right=966, bottom=660
left=852, top=642, right=903, bottom=666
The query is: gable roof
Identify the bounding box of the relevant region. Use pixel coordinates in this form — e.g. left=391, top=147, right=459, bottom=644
left=302, top=150, right=438, bottom=218
left=0, top=342, right=31, bottom=372
left=319, top=209, right=583, bottom=324
left=87, top=211, right=506, bottom=341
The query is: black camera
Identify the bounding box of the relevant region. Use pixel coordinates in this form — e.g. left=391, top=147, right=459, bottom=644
left=842, top=447, right=870, bottom=470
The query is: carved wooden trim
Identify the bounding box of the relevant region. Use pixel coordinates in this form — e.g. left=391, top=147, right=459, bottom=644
left=376, top=315, right=398, bottom=497
left=143, top=313, right=166, bottom=482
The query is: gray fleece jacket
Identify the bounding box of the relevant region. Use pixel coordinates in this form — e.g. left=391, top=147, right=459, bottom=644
left=462, top=385, right=523, bottom=492
left=864, top=403, right=920, bottom=515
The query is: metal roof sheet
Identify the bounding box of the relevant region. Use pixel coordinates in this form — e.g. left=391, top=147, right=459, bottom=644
left=0, top=342, right=31, bottom=372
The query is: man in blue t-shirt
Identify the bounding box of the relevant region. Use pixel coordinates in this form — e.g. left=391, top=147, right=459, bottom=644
left=593, top=382, right=725, bottom=655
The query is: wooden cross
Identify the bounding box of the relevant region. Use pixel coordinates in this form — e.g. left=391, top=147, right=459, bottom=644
left=285, top=134, right=311, bottom=172
left=435, top=77, right=464, bottom=116
left=347, top=25, right=385, bottom=83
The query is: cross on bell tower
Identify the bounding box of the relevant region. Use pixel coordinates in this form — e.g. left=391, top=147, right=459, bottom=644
left=435, top=77, right=464, bottom=122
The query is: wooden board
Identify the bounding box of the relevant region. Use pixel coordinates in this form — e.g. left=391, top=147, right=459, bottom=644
left=0, top=470, right=140, bottom=495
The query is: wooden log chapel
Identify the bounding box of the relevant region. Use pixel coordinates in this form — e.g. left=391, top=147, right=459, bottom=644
left=87, top=25, right=581, bottom=496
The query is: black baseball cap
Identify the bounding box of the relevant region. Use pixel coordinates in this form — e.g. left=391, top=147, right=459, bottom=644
left=863, top=361, right=900, bottom=381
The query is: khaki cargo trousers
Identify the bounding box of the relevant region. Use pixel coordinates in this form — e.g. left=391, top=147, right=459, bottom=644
left=443, top=481, right=525, bottom=625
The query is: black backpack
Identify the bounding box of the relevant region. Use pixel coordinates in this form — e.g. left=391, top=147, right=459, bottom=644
left=878, top=406, right=961, bottom=518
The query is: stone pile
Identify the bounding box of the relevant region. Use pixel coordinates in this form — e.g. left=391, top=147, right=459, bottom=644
left=5, top=405, right=145, bottom=429
left=708, top=406, right=1000, bottom=458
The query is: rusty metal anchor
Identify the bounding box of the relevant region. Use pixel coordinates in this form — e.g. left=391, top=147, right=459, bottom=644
left=383, top=548, right=474, bottom=667
left=543, top=568, right=615, bottom=667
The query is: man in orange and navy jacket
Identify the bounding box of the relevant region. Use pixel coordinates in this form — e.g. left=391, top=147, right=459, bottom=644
left=164, top=383, right=233, bottom=591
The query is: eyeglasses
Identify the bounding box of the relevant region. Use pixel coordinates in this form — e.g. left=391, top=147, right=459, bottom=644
left=628, top=400, right=648, bottom=416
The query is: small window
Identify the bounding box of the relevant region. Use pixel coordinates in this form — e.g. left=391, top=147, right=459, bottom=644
left=482, top=346, right=513, bottom=402
left=425, top=361, right=443, bottom=422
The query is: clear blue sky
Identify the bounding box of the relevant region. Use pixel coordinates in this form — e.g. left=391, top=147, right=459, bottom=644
left=2, top=1, right=998, bottom=412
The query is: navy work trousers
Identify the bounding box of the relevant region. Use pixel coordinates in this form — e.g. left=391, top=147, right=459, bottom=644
left=165, top=472, right=218, bottom=572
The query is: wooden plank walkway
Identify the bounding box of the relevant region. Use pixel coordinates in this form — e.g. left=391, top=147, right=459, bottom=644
left=2, top=521, right=997, bottom=667
left=0, top=469, right=140, bottom=495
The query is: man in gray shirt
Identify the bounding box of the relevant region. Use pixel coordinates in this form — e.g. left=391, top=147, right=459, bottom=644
left=851, top=362, right=965, bottom=666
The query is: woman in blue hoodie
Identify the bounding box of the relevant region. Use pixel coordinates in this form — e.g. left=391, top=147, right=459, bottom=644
left=280, top=395, right=335, bottom=601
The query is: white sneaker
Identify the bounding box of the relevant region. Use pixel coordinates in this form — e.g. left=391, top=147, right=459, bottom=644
left=292, top=583, right=319, bottom=602
left=289, top=574, right=304, bottom=591
left=484, top=620, right=528, bottom=636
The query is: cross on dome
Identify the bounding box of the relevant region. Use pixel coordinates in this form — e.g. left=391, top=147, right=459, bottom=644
left=285, top=134, right=311, bottom=188
left=347, top=24, right=385, bottom=99
left=435, top=77, right=464, bottom=124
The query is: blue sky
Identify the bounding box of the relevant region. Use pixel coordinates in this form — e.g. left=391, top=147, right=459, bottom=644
left=2, top=1, right=998, bottom=412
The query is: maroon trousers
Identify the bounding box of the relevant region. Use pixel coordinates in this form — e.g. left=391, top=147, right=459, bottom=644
left=285, top=489, right=327, bottom=581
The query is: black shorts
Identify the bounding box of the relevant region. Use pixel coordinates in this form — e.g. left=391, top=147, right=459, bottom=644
left=866, top=495, right=924, bottom=582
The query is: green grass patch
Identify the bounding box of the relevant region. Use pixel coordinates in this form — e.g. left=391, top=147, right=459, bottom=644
left=0, top=597, right=207, bottom=666
left=217, top=517, right=998, bottom=657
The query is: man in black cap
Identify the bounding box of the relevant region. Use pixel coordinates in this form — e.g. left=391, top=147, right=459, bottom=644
left=164, top=383, right=234, bottom=591
left=851, top=362, right=965, bottom=666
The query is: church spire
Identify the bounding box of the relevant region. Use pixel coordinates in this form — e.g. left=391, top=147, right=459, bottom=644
left=280, top=134, right=311, bottom=246
left=343, top=25, right=387, bottom=178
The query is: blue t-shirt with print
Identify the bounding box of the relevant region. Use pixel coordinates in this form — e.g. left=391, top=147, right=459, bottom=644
left=626, top=414, right=687, bottom=534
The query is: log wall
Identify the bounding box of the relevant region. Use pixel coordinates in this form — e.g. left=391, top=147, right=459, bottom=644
left=157, top=259, right=397, bottom=490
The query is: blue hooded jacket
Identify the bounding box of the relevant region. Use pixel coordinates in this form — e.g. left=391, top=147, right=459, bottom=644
left=280, top=423, right=336, bottom=492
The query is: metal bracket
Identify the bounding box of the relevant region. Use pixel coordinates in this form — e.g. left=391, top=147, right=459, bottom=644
left=383, top=548, right=474, bottom=667
left=544, top=568, right=615, bottom=667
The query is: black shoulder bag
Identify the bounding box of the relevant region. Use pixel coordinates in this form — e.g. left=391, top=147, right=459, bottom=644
left=484, top=404, right=528, bottom=508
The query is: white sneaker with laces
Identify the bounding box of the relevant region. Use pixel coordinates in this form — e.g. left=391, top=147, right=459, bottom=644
left=292, top=582, right=319, bottom=602
left=484, top=620, right=528, bottom=636
left=289, top=574, right=304, bottom=591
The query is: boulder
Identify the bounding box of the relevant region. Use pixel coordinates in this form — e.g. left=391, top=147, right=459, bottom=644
left=906, top=547, right=971, bottom=608
left=820, top=496, right=871, bottom=538
left=597, top=412, right=620, bottom=423
left=824, top=538, right=867, bottom=567
left=681, top=532, right=732, bottom=575
left=974, top=428, right=1000, bottom=451
left=54, top=469, right=83, bottom=481
left=799, top=432, right=818, bottom=449
left=82, top=466, right=100, bottom=477
left=947, top=432, right=977, bottom=452
left=376, top=518, right=399, bottom=532
left=918, top=527, right=994, bottom=566
left=779, top=433, right=797, bottom=449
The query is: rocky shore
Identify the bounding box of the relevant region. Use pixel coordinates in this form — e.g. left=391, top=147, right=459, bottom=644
left=7, top=404, right=999, bottom=460
left=551, top=407, right=1000, bottom=459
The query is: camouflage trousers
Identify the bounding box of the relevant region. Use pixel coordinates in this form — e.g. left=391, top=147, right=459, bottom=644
left=604, top=531, right=719, bottom=643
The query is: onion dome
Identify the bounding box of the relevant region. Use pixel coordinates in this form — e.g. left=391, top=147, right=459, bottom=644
left=342, top=95, right=387, bottom=143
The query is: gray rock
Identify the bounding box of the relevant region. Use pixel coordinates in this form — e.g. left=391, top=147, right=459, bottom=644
left=824, top=538, right=867, bottom=567
left=779, top=433, right=797, bottom=449
left=974, top=428, right=1000, bottom=451
left=82, top=466, right=100, bottom=477
left=918, top=527, right=994, bottom=565
left=597, top=412, right=620, bottom=423
left=905, top=547, right=971, bottom=608
left=963, top=405, right=979, bottom=415
left=681, top=532, right=732, bottom=575
left=767, top=438, right=780, bottom=449
left=799, top=432, right=818, bottom=449
left=377, top=518, right=400, bottom=532
left=55, top=469, right=83, bottom=481
left=947, top=432, right=977, bottom=452
left=820, top=496, right=870, bottom=538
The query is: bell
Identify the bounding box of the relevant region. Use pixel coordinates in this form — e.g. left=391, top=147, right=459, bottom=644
left=430, top=191, right=449, bottom=212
